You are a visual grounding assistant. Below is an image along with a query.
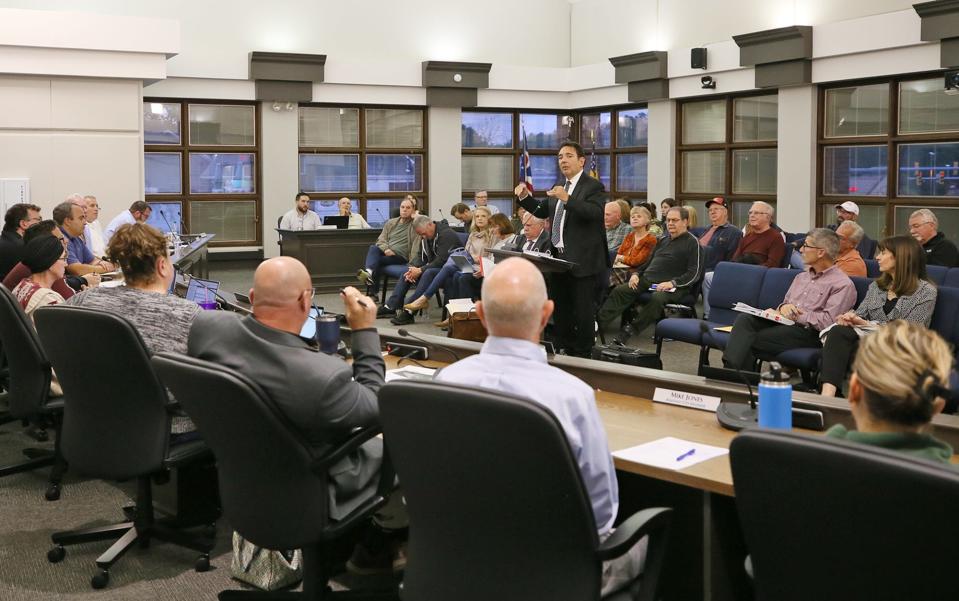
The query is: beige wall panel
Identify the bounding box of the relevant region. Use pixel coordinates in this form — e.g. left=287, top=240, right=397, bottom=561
left=50, top=133, right=142, bottom=222
left=0, top=132, right=54, bottom=209
left=0, top=77, right=51, bottom=130
left=51, top=78, right=141, bottom=131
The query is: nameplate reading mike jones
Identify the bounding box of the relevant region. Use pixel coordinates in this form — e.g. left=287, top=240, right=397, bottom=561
left=652, top=388, right=721, bottom=412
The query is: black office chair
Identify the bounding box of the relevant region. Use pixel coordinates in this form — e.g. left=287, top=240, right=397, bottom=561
left=730, top=429, right=959, bottom=601
left=33, top=306, right=215, bottom=590
left=378, top=381, right=672, bottom=601
left=152, top=352, right=398, bottom=601
left=0, top=284, right=65, bottom=500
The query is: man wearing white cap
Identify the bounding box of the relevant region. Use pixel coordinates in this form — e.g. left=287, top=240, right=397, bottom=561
left=828, top=201, right=875, bottom=259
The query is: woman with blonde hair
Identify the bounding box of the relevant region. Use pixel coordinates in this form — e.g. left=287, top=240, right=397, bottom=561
left=403, top=207, right=492, bottom=313
left=820, top=236, right=937, bottom=397
left=610, top=206, right=657, bottom=286
left=825, top=320, right=954, bottom=463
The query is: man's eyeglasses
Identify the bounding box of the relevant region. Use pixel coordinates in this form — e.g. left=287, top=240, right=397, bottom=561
left=801, top=242, right=822, bottom=250
left=748, top=211, right=770, bottom=216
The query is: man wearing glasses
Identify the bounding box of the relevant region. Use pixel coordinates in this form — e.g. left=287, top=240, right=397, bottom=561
left=723, top=228, right=856, bottom=372
left=730, top=201, right=786, bottom=268
left=908, top=208, right=958, bottom=267
left=0, top=203, right=42, bottom=279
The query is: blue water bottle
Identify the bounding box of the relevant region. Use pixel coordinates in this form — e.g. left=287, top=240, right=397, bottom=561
left=758, top=362, right=792, bottom=429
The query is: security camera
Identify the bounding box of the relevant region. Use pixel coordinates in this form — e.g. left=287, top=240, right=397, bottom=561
left=701, top=75, right=716, bottom=90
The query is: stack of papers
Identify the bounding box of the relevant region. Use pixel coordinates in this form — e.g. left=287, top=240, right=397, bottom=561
left=385, top=366, right=437, bottom=382
left=731, top=302, right=795, bottom=326
left=612, top=437, right=728, bottom=470
left=445, top=298, right=475, bottom=315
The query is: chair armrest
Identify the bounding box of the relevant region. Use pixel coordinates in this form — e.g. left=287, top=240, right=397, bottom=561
left=310, top=424, right=381, bottom=473
left=596, top=507, right=672, bottom=561
left=320, top=440, right=398, bottom=541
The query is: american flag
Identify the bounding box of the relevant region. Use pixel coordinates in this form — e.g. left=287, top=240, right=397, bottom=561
left=519, top=127, right=534, bottom=192
left=588, top=130, right=599, bottom=180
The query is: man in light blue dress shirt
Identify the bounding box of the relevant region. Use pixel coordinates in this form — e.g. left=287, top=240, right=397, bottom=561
left=435, top=257, right=644, bottom=596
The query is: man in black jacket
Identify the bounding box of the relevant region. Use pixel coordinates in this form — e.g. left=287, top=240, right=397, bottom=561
left=514, top=141, right=607, bottom=357
left=0, top=203, right=41, bottom=279
left=511, top=213, right=551, bottom=252
left=381, top=215, right=460, bottom=325
left=597, top=206, right=703, bottom=346
left=909, top=208, right=958, bottom=267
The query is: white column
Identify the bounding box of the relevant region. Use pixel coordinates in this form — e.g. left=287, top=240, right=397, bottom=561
left=647, top=99, right=676, bottom=203
left=776, top=85, right=817, bottom=233
left=260, top=102, right=299, bottom=258
left=428, top=106, right=462, bottom=220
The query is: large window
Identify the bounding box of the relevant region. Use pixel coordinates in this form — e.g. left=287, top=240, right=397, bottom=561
left=143, top=100, right=260, bottom=246
left=298, top=105, right=427, bottom=227
left=461, top=106, right=647, bottom=217
left=677, top=94, right=778, bottom=225
left=818, top=75, right=959, bottom=242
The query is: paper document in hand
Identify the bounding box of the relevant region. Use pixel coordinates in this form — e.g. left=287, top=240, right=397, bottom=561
left=385, top=366, right=437, bottom=382
left=612, top=437, right=728, bottom=471
left=818, top=321, right=880, bottom=342
left=731, top=302, right=795, bottom=326
left=445, top=298, right=476, bottom=315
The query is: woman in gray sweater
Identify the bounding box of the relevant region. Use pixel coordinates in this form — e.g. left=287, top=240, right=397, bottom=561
left=820, top=236, right=937, bottom=397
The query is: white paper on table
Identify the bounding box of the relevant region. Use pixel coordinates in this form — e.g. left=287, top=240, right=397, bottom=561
left=612, top=436, right=728, bottom=471
left=385, top=365, right=437, bottom=382
left=99, top=279, right=125, bottom=288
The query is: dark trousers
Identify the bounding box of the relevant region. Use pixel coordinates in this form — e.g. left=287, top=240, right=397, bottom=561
left=364, top=245, right=407, bottom=294
left=722, top=314, right=821, bottom=371
left=820, top=325, right=859, bottom=388
left=386, top=267, right=441, bottom=310
left=549, top=271, right=599, bottom=357
left=597, top=276, right=688, bottom=336
left=451, top=271, right=482, bottom=300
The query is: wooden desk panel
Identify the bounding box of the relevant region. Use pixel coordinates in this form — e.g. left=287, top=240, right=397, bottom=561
left=279, top=229, right=380, bottom=293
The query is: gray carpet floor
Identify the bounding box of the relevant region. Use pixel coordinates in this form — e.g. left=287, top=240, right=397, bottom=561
left=0, top=261, right=712, bottom=599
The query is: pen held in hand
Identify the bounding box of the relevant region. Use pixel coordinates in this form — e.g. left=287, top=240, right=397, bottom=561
left=340, top=288, right=368, bottom=309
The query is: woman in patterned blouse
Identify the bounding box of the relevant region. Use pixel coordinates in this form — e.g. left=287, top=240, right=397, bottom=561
left=820, top=236, right=937, bottom=397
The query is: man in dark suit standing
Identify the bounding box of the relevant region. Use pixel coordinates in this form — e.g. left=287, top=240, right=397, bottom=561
left=514, top=141, right=607, bottom=357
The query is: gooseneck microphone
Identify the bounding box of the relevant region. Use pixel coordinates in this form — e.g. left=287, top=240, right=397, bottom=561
left=697, top=321, right=759, bottom=431
left=397, top=328, right=462, bottom=362
left=376, top=208, right=387, bottom=225
left=160, top=210, right=178, bottom=242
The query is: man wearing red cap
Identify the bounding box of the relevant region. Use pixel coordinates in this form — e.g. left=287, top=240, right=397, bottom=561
left=699, top=197, right=741, bottom=319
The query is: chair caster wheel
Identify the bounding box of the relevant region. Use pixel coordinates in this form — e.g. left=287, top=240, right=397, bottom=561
left=91, top=569, right=109, bottom=589
left=45, top=483, right=61, bottom=501
left=47, top=545, right=65, bottom=563
left=195, top=554, right=210, bottom=572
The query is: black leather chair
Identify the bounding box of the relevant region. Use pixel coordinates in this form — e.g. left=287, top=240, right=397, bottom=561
left=730, top=429, right=959, bottom=601
left=33, top=306, right=215, bottom=590
left=0, top=284, right=65, bottom=500
left=378, top=380, right=672, bottom=601
left=152, top=352, right=398, bottom=601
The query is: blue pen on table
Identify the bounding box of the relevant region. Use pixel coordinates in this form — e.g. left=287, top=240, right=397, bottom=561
left=675, top=448, right=696, bottom=462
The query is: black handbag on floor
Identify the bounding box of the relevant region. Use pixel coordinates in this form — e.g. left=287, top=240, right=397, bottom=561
left=590, top=344, right=663, bottom=369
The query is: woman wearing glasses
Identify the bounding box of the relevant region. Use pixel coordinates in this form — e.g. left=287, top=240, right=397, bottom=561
left=819, top=236, right=937, bottom=397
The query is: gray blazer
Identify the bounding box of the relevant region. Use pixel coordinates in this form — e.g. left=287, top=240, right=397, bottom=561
left=855, top=279, right=937, bottom=327
left=187, top=311, right=386, bottom=519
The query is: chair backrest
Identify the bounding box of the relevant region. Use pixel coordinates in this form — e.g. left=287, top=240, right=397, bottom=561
left=379, top=381, right=601, bottom=601
left=850, top=276, right=872, bottom=306
left=756, top=268, right=800, bottom=310
left=930, top=286, right=959, bottom=360
left=863, top=259, right=880, bottom=278
left=927, top=264, right=948, bottom=284
left=858, top=236, right=877, bottom=260
left=943, top=267, right=959, bottom=289
left=708, top=262, right=766, bottom=325
left=33, top=306, right=169, bottom=479
left=152, top=352, right=329, bottom=550
left=0, top=285, right=52, bottom=417
left=455, top=231, right=469, bottom=245
left=689, top=226, right=707, bottom=238
left=731, top=429, right=959, bottom=601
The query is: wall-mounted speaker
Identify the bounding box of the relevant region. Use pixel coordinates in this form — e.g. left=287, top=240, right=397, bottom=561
left=691, top=48, right=707, bottom=70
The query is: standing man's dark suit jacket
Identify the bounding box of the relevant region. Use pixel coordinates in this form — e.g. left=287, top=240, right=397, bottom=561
left=517, top=173, right=608, bottom=277
left=188, top=311, right=385, bottom=520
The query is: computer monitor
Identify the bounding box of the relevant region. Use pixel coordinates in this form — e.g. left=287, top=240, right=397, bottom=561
left=299, top=306, right=324, bottom=339
left=185, top=277, right=220, bottom=304
left=323, top=215, right=349, bottom=229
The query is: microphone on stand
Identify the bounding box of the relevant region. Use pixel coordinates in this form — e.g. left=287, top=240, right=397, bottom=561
left=160, top=210, right=179, bottom=243
left=698, top=322, right=758, bottom=431
left=397, top=328, right=462, bottom=362
left=375, top=208, right=387, bottom=226
left=437, top=208, right=446, bottom=222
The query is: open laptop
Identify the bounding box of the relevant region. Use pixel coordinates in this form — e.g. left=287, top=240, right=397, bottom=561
left=185, top=277, right=220, bottom=304
left=451, top=254, right=475, bottom=274
left=323, top=215, right=349, bottom=229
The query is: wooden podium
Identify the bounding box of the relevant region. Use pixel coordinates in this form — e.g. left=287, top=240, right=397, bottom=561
left=486, top=248, right=576, bottom=273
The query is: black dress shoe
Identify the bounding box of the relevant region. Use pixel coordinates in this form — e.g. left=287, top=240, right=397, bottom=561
left=376, top=304, right=395, bottom=318
left=390, top=311, right=415, bottom=326
left=612, top=324, right=635, bottom=346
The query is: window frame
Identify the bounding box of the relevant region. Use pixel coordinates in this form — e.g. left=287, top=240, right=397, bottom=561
left=676, top=91, right=779, bottom=219
left=816, top=72, right=959, bottom=239
left=297, top=102, right=428, bottom=225
left=143, top=98, right=262, bottom=247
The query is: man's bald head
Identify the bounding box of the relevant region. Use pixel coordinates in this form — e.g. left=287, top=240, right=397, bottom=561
left=478, top=257, right=553, bottom=342
left=252, top=256, right=312, bottom=309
